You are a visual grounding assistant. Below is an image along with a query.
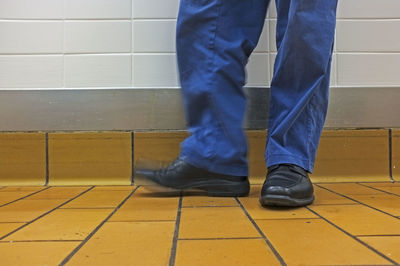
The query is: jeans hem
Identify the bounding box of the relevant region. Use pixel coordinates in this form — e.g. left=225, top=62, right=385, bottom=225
left=266, top=154, right=314, bottom=173
left=180, top=149, right=248, bottom=177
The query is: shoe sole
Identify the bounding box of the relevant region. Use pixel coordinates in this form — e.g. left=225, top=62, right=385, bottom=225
left=259, top=194, right=314, bottom=207
left=137, top=173, right=249, bottom=197
left=169, top=179, right=250, bottom=197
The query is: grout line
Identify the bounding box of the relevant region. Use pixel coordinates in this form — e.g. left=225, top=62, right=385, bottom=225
left=315, top=265, right=393, bottom=266
left=0, top=52, right=134, bottom=56
left=178, top=237, right=263, bottom=241
left=59, top=186, right=139, bottom=265
left=357, top=183, right=400, bottom=198
left=181, top=205, right=239, bottom=208
left=0, top=18, right=135, bottom=21
left=168, top=194, right=183, bottom=266
left=312, top=203, right=359, bottom=206
left=131, top=9, right=134, bottom=54
left=315, top=181, right=386, bottom=185
left=0, top=240, right=82, bottom=243
left=389, top=129, right=394, bottom=182
left=62, top=1, right=66, bottom=89
left=253, top=217, right=321, bottom=221
left=356, top=234, right=400, bottom=237
left=131, top=131, right=135, bottom=185
left=315, top=184, right=400, bottom=221
left=235, top=198, right=286, bottom=266
left=58, top=207, right=115, bottom=210
left=106, top=220, right=176, bottom=223
left=315, top=181, right=399, bottom=185
left=45, top=132, right=49, bottom=186
left=0, top=186, right=94, bottom=240
left=0, top=187, right=51, bottom=208
left=306, top=206, right=399, bottom=265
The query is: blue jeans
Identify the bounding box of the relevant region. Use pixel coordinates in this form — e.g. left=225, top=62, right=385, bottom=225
left=176, top=0, right=338, bottom=176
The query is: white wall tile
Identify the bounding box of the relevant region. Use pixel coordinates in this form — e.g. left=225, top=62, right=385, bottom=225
left=133, top=20, right=176, bottom=52
left=65, top=21, right=131, bottom=53
left=337, top=54, right=400, bottom=86
left=254, top=20, right=269, bottom=53
left=337, top=20, right=400, bottom=52
left=0, top=22, right=63, bottom=54
left=0, top=0, right=399, bottom=89
left=337, top=0, right=400, bottom=18
left=269, top=19, right=277, bottom=52
left=267, top=0, right=277, bottom=19
left=65, top=55, right=131, bottom=87
left=0, top=0, right=63, bottom=19
left=0, top=55, right=63, bottom=88
left=133, top=54, right=178, bottom=87
left=246, top=53, right=269, bottom=87
left=133, top=0, right=179, bottom=19
left=65, top=0, right=131, bottom=19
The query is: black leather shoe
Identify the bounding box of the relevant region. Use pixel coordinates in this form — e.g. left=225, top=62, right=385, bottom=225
left=259, top=164, right=314, bottom=207
left=135, top=158, right=250, bottom=197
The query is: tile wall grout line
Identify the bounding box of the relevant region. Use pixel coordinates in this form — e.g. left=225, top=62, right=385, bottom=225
left=305, top=206, right=399, bottom=265
left=58, top=207, right=116, bottom=210
left=357, top=183, right=400, bottom=198
left=315, top=184, right=400, bottom=221
left=253, top=217, right=322, bottom=221
left=106, top=220, right=176, bottom=223
left=389, top=129, right=394, bottom=182
left=178, top=237, right=263, bottom=241
left=131, top=0, right=134, bottom=87
left=312, top=203, right=360, bottom=206
left=59, top=186, right=139, bottom=266
left=0, top=240, right=83, bottom=243
left=131, top=131, right=135, bottom=185
left=0, top=186, right=94, bottom=240
left=168, top=194, right=183, bottom=266
left=0, top=187, right=51, bottom=208
left=45, top=132, right=49, bottom=186
left=62, top=0, right=66, bottom=89
left=356, top=234, right=400, bottom=237
left=181, top=205, right=240, bottom=208
left=235, top=198, right=286, bottom=266
left=315, top=181, right=399, bottom=184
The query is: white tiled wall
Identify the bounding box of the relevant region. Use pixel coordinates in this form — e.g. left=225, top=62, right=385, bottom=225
left=0, top=0, right=399, bottom=89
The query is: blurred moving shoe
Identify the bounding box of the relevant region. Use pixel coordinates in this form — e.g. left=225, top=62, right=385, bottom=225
left=136, top=158, right=250, bottom=197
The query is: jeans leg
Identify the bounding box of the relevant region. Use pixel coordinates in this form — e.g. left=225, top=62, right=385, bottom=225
left=176, top=0, right=270, bottom=176
left=266, top=0, right=338, bottom=172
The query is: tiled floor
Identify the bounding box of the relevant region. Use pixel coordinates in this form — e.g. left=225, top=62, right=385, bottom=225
left=0, top=183, right=400, bottom=265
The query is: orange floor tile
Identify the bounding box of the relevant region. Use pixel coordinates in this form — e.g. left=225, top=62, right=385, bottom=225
left=0, top=182, right=399, bottom=265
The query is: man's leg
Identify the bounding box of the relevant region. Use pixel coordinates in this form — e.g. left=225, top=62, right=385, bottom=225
left=136, top=0, right=270, bottom=196
left=261, top=0, right=338, bottom=206
left=177, top=0, right=270, bottom=176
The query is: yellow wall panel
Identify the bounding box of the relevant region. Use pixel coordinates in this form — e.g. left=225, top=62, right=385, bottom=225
left=48, top=132, right=131, bottom=185
left=134, top=131, right=187, bottom=166
left=312, top=130, right=390, bottom=182
left=247, top=130, right=267, bottom=184
left=0, top=133, right=46, bottom=186
left=133, top=131, right=186, bottom=185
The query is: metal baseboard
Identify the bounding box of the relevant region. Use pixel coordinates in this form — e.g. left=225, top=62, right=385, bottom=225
left=0, top=87, right=400, bottom=131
